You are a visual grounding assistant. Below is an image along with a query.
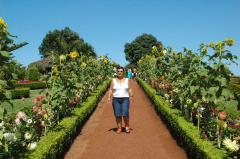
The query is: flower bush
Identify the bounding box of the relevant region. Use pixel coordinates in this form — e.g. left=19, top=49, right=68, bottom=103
left=137, top=38, right=240, bottom=157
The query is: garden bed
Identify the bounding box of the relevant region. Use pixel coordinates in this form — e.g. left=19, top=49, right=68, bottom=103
left=26, top=79, right=112, bottom=159
left=137, top=77, right=228, bottom=159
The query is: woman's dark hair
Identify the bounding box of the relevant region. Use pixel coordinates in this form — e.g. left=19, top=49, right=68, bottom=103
left=117, top=67, right=124, bottom=72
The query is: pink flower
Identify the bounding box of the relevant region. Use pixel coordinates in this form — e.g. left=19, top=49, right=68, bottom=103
left=33, top=106, right=38, bottom=111
left=88, top=87, right=91, bottom=91
left=38, top=102, right=42, bottom=106
left=40, top=95, right=44, bottom=99
left=21, top=97, right=25, bottom=103
left=42, top=110, right=47, bottom=114
left=71, top=99, right=75, bottom=104
left=218, top=111, right=227, bottom=120
left=202, top=133, right=207, bottom=138
left=32, top=99, right=37, bottom=104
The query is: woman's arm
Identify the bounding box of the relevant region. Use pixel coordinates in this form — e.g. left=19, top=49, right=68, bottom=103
left=128, top=79, right=134, bottom=102
left=107, top=80, right=114, bottom=104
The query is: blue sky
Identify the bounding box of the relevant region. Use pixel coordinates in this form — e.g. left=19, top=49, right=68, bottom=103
left=1, top=0, right=240, bottom=75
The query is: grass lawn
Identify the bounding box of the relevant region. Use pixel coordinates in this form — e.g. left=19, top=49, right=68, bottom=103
left=0, top=89, right=47, bottom=116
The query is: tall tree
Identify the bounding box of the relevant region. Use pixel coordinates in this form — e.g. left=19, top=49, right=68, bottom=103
left=39, top=27, right=96, bottom=58
left=75, top=42, right=97, bottom=58
left=124, top=33, right=162, bottom=64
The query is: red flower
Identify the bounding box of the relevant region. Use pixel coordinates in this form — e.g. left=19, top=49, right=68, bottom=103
left=155, top=85, right=158, bottom=88
left=37, top=97, right=40, bottom=101
left=194, top=97, right=198, bottom=100
left=69, top=99, right=75, bottom=104
left=159, top=77, right=162, bottom=81
left=168, top=80, right=170, bottom=83
left=163, top=103, right=165, bottom=105
left=173, top=93, right=176, bottom=96
left=186, top=116, right=189, bottom=119
left=213, top=109, right=216, bottom=115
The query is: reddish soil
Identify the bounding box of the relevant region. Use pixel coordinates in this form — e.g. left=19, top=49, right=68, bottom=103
left=64, top=80, right=187, bottom=159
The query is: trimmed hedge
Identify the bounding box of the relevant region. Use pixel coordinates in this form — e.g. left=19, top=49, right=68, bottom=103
left=26, top=79, right=112, bottom=159
left=0, top=87, right=30, bottom=99
left=3, top=82, right=46, bottom=90
left=14, top=82, right=46, bottom=89
left=27, top=67, right=39, bottom=81
left=136, top=77, right=228, bottom=159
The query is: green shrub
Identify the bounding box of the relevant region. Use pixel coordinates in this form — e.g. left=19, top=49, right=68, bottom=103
left=27, top=67, right=39, bottom=81
left=15, top=82, right=46, bottom=89
left=2, top=82, right=46, bottom=90
left=0, top=87, right=30, bottom=99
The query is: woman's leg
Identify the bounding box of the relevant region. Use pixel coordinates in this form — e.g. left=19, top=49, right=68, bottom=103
left=116, top=117, right=122, bottom=128
left=123, top=116, right=129, bottom=126
left=122, top=98, right=130, bottom=128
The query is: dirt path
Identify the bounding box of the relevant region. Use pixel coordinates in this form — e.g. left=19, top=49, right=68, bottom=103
left=64, top=80, right=187, bottom=159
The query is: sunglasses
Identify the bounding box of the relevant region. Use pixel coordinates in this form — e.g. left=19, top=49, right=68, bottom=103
left=117, top=71, right=123, bottom=72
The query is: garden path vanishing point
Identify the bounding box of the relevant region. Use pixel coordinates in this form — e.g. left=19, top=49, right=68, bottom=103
left=64, top=80, right=187, bottom=159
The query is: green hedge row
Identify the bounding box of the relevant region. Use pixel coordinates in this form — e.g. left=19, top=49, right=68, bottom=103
left=26, top=79, right=112, bottom=159
left=0, top=88, right=30, bottom=99
left=3, top=82, right=46, bottom=90
left=136, top=77, right=228, bottom=159
left=15, top=82, right=46, bottom=89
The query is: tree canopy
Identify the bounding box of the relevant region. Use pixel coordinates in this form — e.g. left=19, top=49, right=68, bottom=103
left=124, top=33, right=162, bottom=64
left=38, top=27, right=96, bottom=58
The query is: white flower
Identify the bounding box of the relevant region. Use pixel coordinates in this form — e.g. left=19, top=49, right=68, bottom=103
left=178, top=71, right=182, bottom=75
left=17, top=111, right=26, bottom=118
left=24, top=132, right=32, bottom=140
left=27, top=119, right=32, bottom=124
left=22, top=115, right=27, bottom=122
left=4, top=133, right=17, bottom=143
left=165, top=100, right=169, bottom=103
left=200, top=107, right=205, bottom=114
left=27, top=142, right=37, bottom=150
left=170, top=99, right=173, bottom=103
left=163, top=50, right=167, bottom=55
left=164, top=94, right=169, bottom=99
left=184, top=105, right=188, bottom=109
left=15, top=118, right=21, bottom=125
left=13, top=127, right=17, bottom=132
left=223, top=138, right=239, bottom=152
left=0, top=121, right=4, bottom=128
left=2, top=126, right=5, bottom=132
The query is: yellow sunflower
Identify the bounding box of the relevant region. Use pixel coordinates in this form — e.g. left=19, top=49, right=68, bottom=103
left=203, top=48, right=207, bottom=53
left=52, top=66, right=58, bottom=75
left=208, top=42, right=214, bottom=47
left=0, top=17, right=7, bottom=32
left=226, top=38, right=234, bottom=46
left=69, top=51, right=78, bottom=58
left=81, top=62, right=87, bottom=68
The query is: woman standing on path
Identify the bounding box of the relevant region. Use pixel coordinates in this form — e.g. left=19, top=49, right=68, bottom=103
left=107, top=67, right=134, bottom=134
